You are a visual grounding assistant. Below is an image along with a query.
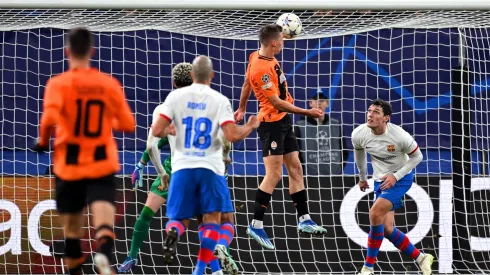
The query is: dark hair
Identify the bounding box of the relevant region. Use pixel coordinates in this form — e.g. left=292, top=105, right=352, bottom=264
left=67, top=27, right=93, bottom=58
left=370, top=99, right=392, bottom=116
left=258, top=24, right=283, bottom=45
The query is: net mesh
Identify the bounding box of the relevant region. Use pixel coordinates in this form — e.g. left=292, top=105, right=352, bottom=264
left=0, top=8, right=489, bottom=275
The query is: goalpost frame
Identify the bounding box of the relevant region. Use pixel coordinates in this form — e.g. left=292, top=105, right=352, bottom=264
left=0, top=0, right=490, bottom=10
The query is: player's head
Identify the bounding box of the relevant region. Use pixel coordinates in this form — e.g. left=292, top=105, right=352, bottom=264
left=191, top=55, right=214, bottom=85
left=309, top=92, right=329, bottom=111
left=258, top=24, right=284, bottom=55
left=172, top=62, right=193, bottom=88
left=66, top=27, right=94, bottom=60
left=367, top=99, right=392, bottom=128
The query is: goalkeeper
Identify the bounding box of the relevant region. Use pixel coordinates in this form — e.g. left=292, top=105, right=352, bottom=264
left=118, top=63, right=238, bottom=275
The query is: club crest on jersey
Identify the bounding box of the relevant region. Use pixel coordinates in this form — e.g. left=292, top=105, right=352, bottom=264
left=387, top=145, right=395, bottom=152
left=271, top=141, right=277, bottom=150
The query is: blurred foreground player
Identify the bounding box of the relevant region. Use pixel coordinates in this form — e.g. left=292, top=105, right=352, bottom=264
left=152, top=55, right=259, bottom=275
left=351, top=99, right=434, bottom=275
left=118, top=63, right=238, bottom=274
left=234, top=24, right=326, bottom=250
left=33, top=28, right=135, bottom=275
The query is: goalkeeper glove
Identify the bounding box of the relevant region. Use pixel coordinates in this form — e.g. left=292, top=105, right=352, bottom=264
left=131, top=162, right=145, bottom=189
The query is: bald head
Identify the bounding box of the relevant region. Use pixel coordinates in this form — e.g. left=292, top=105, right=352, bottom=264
left=191, top=55, right=214, bottom=84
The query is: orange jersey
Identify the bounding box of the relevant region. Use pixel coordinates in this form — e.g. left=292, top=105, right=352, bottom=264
left=39, top=68, right=135, bottom=181
left=246, top=51, right=294, bottom=122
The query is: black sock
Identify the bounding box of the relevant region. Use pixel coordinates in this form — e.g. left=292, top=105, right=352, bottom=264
left=95, top=225, right=115, bottom=264
left=290, top=189, right=309, bottom=218
left=253, top=188, right=272, bottom=221
left=64, top=238, right=83, bottom=275
left=97, top=235, right=115, bottom=262
left=68, top=265, right=83, bottom=275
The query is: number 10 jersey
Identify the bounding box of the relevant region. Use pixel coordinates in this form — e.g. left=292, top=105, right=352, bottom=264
left=156, top=83, right=235, bottom=176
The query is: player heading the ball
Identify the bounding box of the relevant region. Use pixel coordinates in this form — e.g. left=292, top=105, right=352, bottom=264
left=351, top=99, right=434, bottom=275
left=234, top=24, right=327, bottom=250
left=33, top=27, right=136, bottom=275
left=152, top=55, right=260, bottom=275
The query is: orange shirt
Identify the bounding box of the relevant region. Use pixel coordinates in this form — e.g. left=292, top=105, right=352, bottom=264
left=246, top=51, right=294, bottom=122
left=39, top=68, right=135, bottom=181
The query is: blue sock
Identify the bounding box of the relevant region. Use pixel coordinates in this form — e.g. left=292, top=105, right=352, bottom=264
left=197, top=225, right=221, bottom=273
left=364, top=224, right=384, bottom=268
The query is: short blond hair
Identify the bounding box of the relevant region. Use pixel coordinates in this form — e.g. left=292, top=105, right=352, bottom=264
left=172, top=62, right=193, bottom=88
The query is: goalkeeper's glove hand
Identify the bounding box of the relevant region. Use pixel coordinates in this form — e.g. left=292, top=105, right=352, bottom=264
left=32, top=139, right=49, bottom=153
left=131, top=162, right=145, bottom=189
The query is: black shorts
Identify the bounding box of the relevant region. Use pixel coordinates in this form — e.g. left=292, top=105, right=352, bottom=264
left=257, top=115, right=299, bottom=157
left=55, top=174, right=116, bottom=214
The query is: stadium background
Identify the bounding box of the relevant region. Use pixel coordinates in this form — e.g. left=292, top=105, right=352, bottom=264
left=0, top=27, right=489, bottom=273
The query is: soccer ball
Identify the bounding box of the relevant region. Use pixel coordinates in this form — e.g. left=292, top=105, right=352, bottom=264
left=276, top=13, right=302, bottom=39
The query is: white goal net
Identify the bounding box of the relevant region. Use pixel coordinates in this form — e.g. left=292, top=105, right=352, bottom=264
left=0, top=6, right=490, bottom=275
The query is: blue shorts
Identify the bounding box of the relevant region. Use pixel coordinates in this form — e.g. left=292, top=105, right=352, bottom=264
left=374, top=172, right=414, bottom=211
left=166, top=168, right=234, bottom=220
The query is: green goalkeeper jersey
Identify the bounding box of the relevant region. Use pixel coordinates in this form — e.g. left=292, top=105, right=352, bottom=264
left=141, top=137, right=229, bottom=178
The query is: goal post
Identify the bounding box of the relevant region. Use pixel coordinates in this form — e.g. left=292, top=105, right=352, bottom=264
left=1, top=2, right=490, bottom=275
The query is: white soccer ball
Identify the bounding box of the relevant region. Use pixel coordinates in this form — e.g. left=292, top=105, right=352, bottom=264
left=276, top=13, right=302, bottom=39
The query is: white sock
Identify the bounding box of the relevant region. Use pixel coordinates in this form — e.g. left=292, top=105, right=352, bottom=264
left=416, top=252, right=425, bottom=264
left=299, top=214, right=311, bottom=223
left=251, top=219, right=263, bottom=229
left=363, top=265, right=374, bottom=271
left=212, top=271, right=224, bottom=275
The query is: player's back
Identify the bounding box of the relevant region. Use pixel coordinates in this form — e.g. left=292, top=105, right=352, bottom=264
left=162, top=83, right=233, bottom=176
left=47, top=68, right=135, bottom=180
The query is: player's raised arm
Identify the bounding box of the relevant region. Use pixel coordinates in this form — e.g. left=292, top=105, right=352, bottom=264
left=234, top=77, right=252, bottom=122
left=351, top=128, right=368, bottom=191
left=111, top=79, right=136, bottom=132
left=221, top=99, right=260, bottom=142
left=36, top=78, right=62, bottom=150
left=267, top=94, right=323, bottom=117
left=392, top=135, right=423, bottom=181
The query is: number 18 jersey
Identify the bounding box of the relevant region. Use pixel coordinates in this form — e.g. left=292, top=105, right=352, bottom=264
left=158, top=83, right=235, bottom=175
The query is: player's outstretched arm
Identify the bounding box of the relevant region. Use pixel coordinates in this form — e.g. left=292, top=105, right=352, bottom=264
left=234, top=77, right=252, bottom=122
left=393, top=147, right=423, bottom=181
left=268, top=95, right=323, bottom=118
left=222, top=116, right=260, bottom=143
left=146, top=129, right=167, bottom=177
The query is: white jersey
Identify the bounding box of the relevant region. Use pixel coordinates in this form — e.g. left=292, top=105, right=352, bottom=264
left=351, top=123, right=419, bottom=181
left=158, top=83, right=235, bottom=175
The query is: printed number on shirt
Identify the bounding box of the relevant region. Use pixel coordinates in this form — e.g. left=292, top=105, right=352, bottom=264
left=182, top=116, right=212, bottom=149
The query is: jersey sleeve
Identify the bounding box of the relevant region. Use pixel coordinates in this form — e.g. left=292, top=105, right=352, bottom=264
left=252, top=66, right=278, bottom=98
left=159, top=92, right=174, bottom=122
left=219, top=98, right=235, bottom=127
left=400, top=130, right=419, bottom=155
left=351, top=127, right=364, bottom=150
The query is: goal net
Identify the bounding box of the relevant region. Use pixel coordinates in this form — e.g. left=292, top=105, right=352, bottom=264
left=0, top=6, right=489, bottom=274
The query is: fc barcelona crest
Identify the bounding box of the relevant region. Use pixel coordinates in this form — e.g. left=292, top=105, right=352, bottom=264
left=387, top=145, right=395, bottom=152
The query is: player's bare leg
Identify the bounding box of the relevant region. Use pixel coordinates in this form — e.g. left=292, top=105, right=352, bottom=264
left=247, top=155, right=282, bottom=250
left=194, top=212, right=222, bottom=275
left=119, top=192, right=166, bottom=272
left=283, top=151, right=327, bottom=236
left=383, top=211, right=434, bottom=275
left=358, top=198, right=392, bottom=275
left=60, top=213, right=85, bottom=275
left=163, top=218, right=190, bottom=264
left=91, top=201, right=116, bottom=275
